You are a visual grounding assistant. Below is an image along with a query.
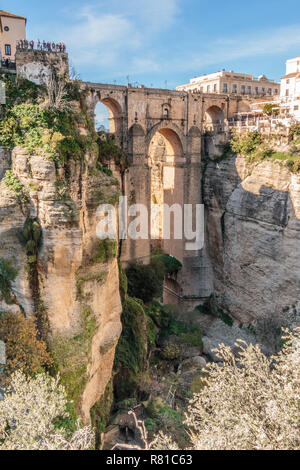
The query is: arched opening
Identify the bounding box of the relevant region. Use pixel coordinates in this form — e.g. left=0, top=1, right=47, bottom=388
left=94, top=97, right=123, bottom=137
left=148, top=128, right=184, bottom=263
left=94, top=101, right=110, bottom=132
left=204, top=105, right=225, bottom=131
left=93, top=97, right=125, bottom=187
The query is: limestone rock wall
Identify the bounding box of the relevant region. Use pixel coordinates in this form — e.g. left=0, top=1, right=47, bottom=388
left=203, top=154, right=300, bottom=324
left=16, top=50, right=69, bottom=85
left=0, top=146, right=122, bottom=423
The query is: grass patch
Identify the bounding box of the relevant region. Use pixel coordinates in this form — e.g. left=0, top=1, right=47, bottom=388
left=90, top=240, right=118, bottom=264
left=50, top=306, right=97, bottom=408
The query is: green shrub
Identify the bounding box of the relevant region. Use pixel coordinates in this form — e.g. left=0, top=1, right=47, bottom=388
left=90, top=379, right=114, bottom=449
left=3, top=170, right=28, bottom=203
left=161, top=340, right=182, bottom=360
left=146, top=315, right=157, bottom=348
left=113, top=296, right=149, bottom=401
left=90, top=239, right=117, bottom=263
left=263, top=103, right=279, bottom=116
left=289, top=123, right=300, bottom=137
left=151, top=253, right=182, bottom=276
left=159, top=318, right=203, bottom=355
left=230, top=131, right=262, bottom=155
left=97, top=134, right=130, bottom=173
left=0, top=258, right=17, bottom=304
left=114, top=297, right=147, bottom=375
left=0, top=312, right=53, bottom=383
left=220, top=311, right=234, bottom=327
left=19, top=217, right=42, bottom=260
left=145, top=301, right=170, bottom=328
left=50, top=306, right=97, bottom=408
left=180, top=330, right=203, bottom=349
left=95, top=162, right=113, bottom=177
left=145, top=417, right=157, bottom=433
left=118, top=260, right=128, bottom=303
left=126, top=262, right=163, bottom=303
left=0, top=75, right=98, bottom=166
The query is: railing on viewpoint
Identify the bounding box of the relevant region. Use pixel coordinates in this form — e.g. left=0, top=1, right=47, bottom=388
left=0, top=59, right=16, bottom=71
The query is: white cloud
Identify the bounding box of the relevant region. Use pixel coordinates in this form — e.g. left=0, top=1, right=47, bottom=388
left=45, top=1, right=180, bottom=75
left=28, top=2, right=300, bottom=82
left=170, top=24, right=300, bottom=74
left=128, top=0, right=180, bottom=30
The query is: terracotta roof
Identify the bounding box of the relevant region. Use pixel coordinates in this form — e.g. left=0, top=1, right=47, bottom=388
left=0, top=10, right=27, bottom=21
left=281, top=72, right=300, bottom=79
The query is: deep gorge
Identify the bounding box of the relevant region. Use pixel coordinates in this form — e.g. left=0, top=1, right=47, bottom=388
left=0, top=63, right=299, bottom=450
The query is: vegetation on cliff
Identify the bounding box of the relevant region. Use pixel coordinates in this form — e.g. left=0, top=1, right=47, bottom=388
left=155, top=328, right=300, bottom=450
left=0, top=73, right=95, bottom=166
left=0, top=71, right=126, bottom=451
left=50, top=305, right=97, bottom=410
left=0, top=258, right=18, bottom=304
left=229, top=130, right=300, bottom=172
left=0, top=370, right=94, bottom=450
left=0, top=312, right=52, bottom=384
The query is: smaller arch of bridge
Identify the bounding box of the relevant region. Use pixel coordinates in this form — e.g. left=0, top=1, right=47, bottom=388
left=204, top=105, right=225, bottom=132
left=188, top=125, right=201, bottom=137
left=97, top=96, right=123, bottom=135
left=129, top=123, right=145, bottom=137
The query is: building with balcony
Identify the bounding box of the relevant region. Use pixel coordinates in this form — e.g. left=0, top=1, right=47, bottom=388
left=176, top=69, right=280, bottom=97
left=0, top=10, right=26, bottom=62
left=280, top=56, right=300, bottom=121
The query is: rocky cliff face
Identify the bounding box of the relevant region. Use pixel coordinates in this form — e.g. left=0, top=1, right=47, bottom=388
left=0, top=145, right=122, bottom=423
left=203, top=154, right=300, bottom=325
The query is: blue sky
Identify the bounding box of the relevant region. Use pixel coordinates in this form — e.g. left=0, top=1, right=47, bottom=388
left=6, top=0, right=300, bottom=88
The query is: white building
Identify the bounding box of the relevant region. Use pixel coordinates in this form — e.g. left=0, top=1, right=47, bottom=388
left=280, top=56, right=300, bottom=121
left=177, top=69, right=280, bottom=97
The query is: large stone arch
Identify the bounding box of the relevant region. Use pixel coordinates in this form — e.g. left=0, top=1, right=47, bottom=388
left=147, top=125, right=185, bottom=262
left=146, top=121, right=186, bottom=159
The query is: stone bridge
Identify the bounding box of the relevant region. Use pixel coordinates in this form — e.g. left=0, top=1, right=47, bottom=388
left=10, top=50, right=254, bottom=306
left=83, top=82, right=252, bottom=306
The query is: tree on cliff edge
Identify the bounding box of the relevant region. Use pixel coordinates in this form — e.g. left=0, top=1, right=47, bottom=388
left=0, top=371, right=94, bottom=450
left=154, top=328, right=300, bottom=450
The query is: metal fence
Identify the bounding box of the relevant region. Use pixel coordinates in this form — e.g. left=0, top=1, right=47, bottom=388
left=0, top=60, right=16, bottom=71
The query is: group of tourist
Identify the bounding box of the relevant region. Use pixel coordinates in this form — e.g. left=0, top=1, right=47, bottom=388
left=17, top=40, right=66, bottom=53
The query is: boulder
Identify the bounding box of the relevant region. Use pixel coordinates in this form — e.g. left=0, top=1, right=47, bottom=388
left=179, top=356, right=207, bottom=374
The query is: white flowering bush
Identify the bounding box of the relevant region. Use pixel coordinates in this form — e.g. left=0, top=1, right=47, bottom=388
left=0, top=371, right=94, bottom=450
left=155, top=328, right=300, bottom=450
